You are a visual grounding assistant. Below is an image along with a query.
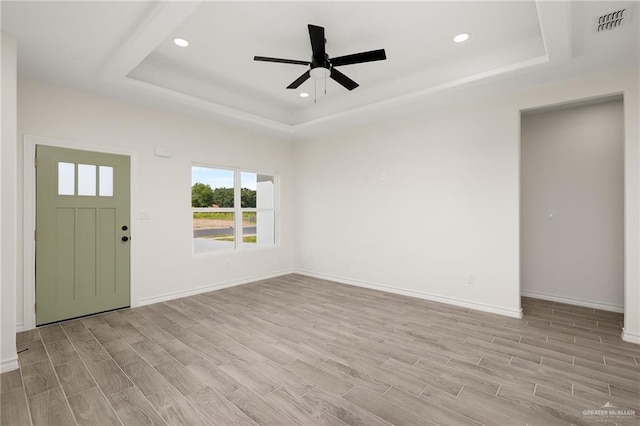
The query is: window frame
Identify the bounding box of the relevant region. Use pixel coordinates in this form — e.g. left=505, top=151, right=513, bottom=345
left=191, top=163, right=278, bottom=255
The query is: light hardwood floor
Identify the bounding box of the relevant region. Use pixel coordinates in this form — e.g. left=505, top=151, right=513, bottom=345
left=1, top=274, right=639, bottom=425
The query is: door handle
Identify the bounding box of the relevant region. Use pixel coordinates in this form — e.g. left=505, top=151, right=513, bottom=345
left=122, top=236, right=129, bottom=242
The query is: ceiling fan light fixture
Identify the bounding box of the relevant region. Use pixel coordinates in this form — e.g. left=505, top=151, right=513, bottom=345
left=300, top=92, right=310, bottom=98
left=453, top=33, right=470, bottom=43
left=310, top=67, right=330, bottom=80
left=173, top=37, right=189, bottom=47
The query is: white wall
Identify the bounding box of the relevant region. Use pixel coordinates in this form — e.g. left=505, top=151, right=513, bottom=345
left=1, top=32, right=19, bottom=373
left=294, top=68, right=639, bottom=338
left=521, top=99, right=624, bottom=311
left=294, top=94, right=522, bottom=317
left=16, top=78, right=295, bottom=331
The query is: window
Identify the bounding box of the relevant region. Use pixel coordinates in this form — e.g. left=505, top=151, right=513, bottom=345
left=192, top=165, right=276, bottom=253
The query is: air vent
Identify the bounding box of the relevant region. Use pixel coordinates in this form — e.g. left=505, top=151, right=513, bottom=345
left=597, top=9, right=625, bottom=31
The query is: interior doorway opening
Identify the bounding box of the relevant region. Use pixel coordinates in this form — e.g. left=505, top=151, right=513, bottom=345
left=520, top=95, right=625, bottom=321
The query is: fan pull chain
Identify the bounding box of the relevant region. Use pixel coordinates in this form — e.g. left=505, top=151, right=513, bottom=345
left=314, top=79, right=317, bottom=104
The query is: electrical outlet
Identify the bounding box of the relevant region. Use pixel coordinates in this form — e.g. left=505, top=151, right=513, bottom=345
left=467, top=274, right=476, bottom=285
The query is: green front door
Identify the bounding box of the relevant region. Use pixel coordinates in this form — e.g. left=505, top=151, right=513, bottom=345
left=36, top=145, right=131, bottom=325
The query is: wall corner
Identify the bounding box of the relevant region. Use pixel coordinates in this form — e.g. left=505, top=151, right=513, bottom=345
left=1, top=32, right=19, bottom=372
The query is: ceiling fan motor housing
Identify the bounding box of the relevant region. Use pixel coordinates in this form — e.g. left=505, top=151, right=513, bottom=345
left=311, top=53, right=330, bottom=69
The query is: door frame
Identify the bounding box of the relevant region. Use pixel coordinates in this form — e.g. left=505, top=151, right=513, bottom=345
left=518, top=92, right=633, bottom=341
left=22, top=134, right=138, bottom=331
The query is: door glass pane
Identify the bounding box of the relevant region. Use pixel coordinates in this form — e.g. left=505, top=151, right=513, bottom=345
left=99, top=166, right=113, bottom=196
left=57, top=162, right=75, bottom=195
left=78, top=164, right=96, bottom=196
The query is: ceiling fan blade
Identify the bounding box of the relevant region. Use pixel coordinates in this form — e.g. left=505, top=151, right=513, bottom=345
left=330, top=49, right=386, bottom=67
left=330, top=68, right=359, bottom=91
left=286, top=70, right=311, bottom=89
left=254, top=56, right=310, bottom=66
left=308, top=24, right=326, bottom=60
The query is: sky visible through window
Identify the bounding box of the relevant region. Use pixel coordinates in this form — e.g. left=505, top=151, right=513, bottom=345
left=191, top=167, right=258, bottom=191
left=241, top=172, right=257, bottom=190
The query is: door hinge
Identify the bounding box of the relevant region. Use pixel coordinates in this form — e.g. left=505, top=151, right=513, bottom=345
left=34, top=157, right=38, bottom=168
left=34, top=230, right=37, bottom=241
left=34, top=303, right=37, bottom=313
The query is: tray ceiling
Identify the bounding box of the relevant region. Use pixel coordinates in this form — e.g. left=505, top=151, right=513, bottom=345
left=2, top=1, right=638, bottom=137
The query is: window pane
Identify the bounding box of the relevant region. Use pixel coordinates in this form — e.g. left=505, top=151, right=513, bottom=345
left=257, top=174, right=275, bottom=209
left=242, top=211, right=257, bottom=247
left=99, top=166, right=113, bottom=196
left=193, top=211, right=235, bottom=252
left=192, top=166, right=234, bottom=208
left=256, top=211, right=275, bottom=246
left=241, top=172, right=257, bottom=208
left=77, top=164, right=96, bottom=196
left=58, top=162, right=75, bottom=195
left=243, top=211, right=274, bottom=247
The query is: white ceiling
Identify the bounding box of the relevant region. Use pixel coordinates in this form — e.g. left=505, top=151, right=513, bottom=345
left=1, top=1, right=638, bottom=138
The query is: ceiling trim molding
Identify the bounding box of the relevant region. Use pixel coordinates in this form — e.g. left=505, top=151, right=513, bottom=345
left=121, top=55, right=552, bottom=139
left=122, top=76, right=295, bottom=136
left=122, top=53, right=550, bottom=139
left=293, top=55, right=550, bottom=137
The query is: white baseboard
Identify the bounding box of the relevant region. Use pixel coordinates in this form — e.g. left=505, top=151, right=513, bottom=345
left=1, top=356, right=19, bottom=374
left=135, top=269, right=294, bottom=307
left=622, top=328, right=640, bottom=345
left=521, top=290, right=624, bottom=313
left=295, top=270, right=523, bottom=319
left=16, top=323, right=24, bottom=332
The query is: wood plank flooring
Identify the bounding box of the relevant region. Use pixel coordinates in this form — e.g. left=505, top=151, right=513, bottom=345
left=2, top=274, right=639, bottom=425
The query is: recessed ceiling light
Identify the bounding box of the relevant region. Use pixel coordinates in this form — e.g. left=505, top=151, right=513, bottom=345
left=173, top=37, right=189, bottom=47
left=300, top=92, right=310, bottom=98
left=453, top=33, right=470, bottom=43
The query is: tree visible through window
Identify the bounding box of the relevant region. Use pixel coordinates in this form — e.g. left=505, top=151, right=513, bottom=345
left=192, top=165, right=276, bottom=253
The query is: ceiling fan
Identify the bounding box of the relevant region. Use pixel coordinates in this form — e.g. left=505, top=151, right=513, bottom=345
left=254, top=24, right=386, bottom=91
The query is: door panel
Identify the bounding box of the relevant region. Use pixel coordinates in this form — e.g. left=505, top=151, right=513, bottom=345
left=97, top=208, right=117, bottom=295
left=36, top=145, right=131, bottom=325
